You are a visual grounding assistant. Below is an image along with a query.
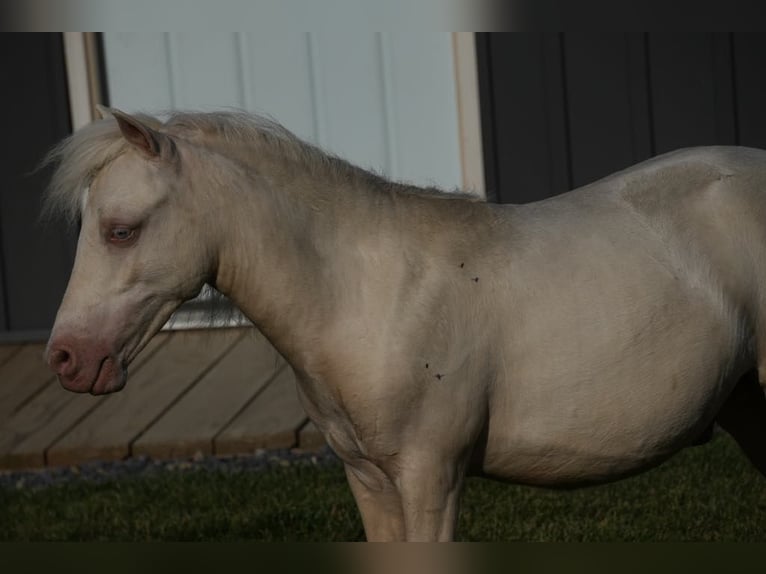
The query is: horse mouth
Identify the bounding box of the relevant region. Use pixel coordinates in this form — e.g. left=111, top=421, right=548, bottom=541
left=89, top=356, right=127, bottom=395
left=58, top=355, right=127, bottom=395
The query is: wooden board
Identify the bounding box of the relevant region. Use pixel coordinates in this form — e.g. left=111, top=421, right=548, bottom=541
left=45, top=329, right=243, bottom=467
left=0, top=344, right=22, bottom=368
left=0, top=344, right=53, bottom=419
left=0, top=334, right=169, bottom=469
left=132, top=333, right=286, bottom=459
left=215, top=365, right=307, bottom=454
left=0, top=385, right=96, bottom=469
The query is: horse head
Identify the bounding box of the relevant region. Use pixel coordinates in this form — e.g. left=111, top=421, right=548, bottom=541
left=45, top=109, right=215, bottom=394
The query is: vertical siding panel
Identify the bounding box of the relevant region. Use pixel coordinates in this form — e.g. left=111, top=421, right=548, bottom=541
left=648, top=34, right=729, bottom=153
left=101, top=33, right=175, bottom=111
left=163, top=32, right=178, bottom=108
left=0, top=223, right=7, bottom=329
left=168, top=34, right=242, bottom=109
left=306, top=32, right=329, bottom=147
left=481, top=34, right=570, bottom=202
left=239, top=32, right=315, bottom=143
left=563, top=34, right=641, bottom=188
left=625, top=34, right=654, bottom=161
left=311, top=32, right=387, bottom=172
left=0, top=34, right=74, bottom=334
left=732, top=33, right=766, bottom=149
left=234, top=33, right=252, bottom=111
left=377, top=32, right=400, bottom=180
left=0, top=257, right=7, bottom=330
left=377, top=32, right=462, bottom=190
left=711, top=33, right=737, bottom=145
left=102, top=32, right=462, bottom=191
left=554, top=33, right=574, bottom=193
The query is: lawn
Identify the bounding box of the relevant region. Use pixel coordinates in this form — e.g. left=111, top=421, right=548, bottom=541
left=1, top=433, right=765, bottom=541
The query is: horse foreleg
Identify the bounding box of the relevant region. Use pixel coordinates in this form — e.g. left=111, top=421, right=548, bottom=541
left=344, top=463, right=405, bottom=541
left=397, top=454, right=466, bottom=542
left=716, top=369, right=766, bottom=476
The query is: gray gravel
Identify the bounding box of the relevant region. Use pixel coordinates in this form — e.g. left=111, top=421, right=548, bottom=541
left=0, top=446, right=341, bottom=491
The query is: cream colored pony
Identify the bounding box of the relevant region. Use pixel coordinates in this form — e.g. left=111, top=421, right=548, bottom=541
left=44, top=108, right=766, bottom=541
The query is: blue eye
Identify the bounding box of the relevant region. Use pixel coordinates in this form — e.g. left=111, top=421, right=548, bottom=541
left=108, top=226, right=136, bottom=243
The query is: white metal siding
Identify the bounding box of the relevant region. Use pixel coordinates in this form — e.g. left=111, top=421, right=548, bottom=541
left=102, top=32, right=462, bottom=190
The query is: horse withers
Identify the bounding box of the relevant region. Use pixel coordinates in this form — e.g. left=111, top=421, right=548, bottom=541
left=43, top=107, right=766, bottom=540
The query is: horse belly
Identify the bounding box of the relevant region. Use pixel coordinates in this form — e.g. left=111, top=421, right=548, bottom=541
left=479, top=280, right=747, bottom=487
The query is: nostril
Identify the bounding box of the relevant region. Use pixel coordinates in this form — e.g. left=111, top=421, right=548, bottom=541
left=48, top=346, right=76, bottom=376
left=54, top=348, right=70, bottom=365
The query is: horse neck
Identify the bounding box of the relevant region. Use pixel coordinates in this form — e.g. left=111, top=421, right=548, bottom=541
left=198, top=139, right=413, bottom=366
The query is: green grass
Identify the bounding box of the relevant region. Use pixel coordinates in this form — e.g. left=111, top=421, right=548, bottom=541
left=1, top=433, right=765, bottom=541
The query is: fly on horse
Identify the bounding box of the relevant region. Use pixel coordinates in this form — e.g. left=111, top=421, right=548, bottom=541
left=43, top=107, right=766, bottom=541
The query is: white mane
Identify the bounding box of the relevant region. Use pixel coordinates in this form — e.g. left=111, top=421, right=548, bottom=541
left=43, top=109, right=466, bottom=226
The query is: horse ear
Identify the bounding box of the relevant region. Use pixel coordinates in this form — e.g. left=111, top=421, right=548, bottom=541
left=95, top=104, right=113, bottom=119
left=111, top=109, right=174, bottom=161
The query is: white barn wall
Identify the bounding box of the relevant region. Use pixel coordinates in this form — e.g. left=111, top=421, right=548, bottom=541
left=102, top=32, right=463, bottom=191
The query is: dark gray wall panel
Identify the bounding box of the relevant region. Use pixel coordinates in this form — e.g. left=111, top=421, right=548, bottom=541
left=648, top=34, right=736, bottom=154
left=479, top=33, right=570, bottom=203
left=733, top=34, right=766, bottom=150
left=0, top=34, right=75, bottom=334
left=563, top=34, right=653, bottom=188
left=478, top=33, right=752, bottom=205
